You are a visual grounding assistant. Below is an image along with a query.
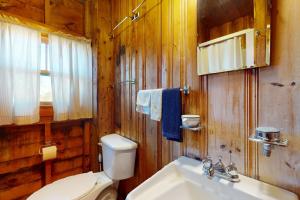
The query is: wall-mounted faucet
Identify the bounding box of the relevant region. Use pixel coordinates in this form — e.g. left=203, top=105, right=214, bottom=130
left=202, top=151, right=240, bottom=182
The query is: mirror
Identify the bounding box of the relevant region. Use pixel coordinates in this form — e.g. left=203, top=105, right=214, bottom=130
left=197, top=0, right=271, bottom=75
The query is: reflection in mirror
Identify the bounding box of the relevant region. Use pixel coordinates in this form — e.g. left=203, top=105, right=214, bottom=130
left=197, top=0, right=271, bottom=75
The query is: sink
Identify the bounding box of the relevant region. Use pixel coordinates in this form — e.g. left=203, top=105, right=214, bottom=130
left=126, top=157, right=298, bottom=200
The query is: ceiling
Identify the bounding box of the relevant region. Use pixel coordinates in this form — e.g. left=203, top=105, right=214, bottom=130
left=198, top=0, right=254, bottom=28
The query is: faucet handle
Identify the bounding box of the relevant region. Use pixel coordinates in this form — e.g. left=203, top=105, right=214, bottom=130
left=225, top=162, right=239, bottom=179
left=226, top=151, right=239, bottom=179
left=214, top=155, right=225, bottom=173
left=202, top=156, right=214, bottom=177
left=202, top=156, right=213, bottom=168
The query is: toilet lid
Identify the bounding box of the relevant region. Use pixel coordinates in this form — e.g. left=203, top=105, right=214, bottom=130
left=28, top=172, right=97, bottom=200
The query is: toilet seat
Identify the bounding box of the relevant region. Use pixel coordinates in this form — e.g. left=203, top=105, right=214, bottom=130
left=28, top=172, right=113, bottom=200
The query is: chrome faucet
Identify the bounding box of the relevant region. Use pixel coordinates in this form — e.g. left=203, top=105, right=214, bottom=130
left=202, top=151, right=240, bottom=182
left=202, top=156, right=214, bottom=178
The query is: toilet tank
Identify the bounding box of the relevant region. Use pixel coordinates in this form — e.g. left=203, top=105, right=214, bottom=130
left=101, top=134, right=137, bottom=180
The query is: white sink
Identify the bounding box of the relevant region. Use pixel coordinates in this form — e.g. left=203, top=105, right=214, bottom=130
left=126, top=157, right=298, bottom=200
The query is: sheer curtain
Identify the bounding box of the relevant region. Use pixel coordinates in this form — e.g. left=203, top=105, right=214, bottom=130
left=48, top=34, right=92, bottom=121
left=0, top=21, right=40, bottom=125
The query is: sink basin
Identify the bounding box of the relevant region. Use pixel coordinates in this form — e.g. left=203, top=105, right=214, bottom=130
left=126, top=157, right=298, bottom=200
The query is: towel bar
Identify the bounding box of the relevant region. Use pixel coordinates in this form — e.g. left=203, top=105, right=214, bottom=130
left=180, top=85, right=190, bottom=95
left=119, top=80, right=136, bottom=84
left=135, top=85, right=189, bottom=94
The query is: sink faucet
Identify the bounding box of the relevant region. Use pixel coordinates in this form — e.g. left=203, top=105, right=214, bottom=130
left=202, top=151, right=240, bottom=182
left=202, top=156, right=214, bottom=178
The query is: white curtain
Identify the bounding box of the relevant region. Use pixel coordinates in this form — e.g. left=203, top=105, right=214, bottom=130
left=197, top=37, right=244, bottom=75
left=0, top=21, right=40, bottom=125
left=48, top=34, right=92, bottom=121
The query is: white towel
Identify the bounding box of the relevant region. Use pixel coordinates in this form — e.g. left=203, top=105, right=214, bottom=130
left=136, top=90, right=151, bottom=114
left=150, top=89, right=163, bottom=121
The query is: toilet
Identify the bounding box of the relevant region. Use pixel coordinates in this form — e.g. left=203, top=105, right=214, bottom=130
left=28, top=134, right=137, bottom=200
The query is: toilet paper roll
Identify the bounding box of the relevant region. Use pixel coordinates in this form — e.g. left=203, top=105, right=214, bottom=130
left=42, top=146, right=57, bottom=161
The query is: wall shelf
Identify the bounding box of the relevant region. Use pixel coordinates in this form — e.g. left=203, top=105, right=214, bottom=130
left=180, top=126, right=203, bottom=131
left=248, top=135, right=288, bottom=146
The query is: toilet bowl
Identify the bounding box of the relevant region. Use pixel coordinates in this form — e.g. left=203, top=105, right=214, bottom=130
left=28, top=134, right=137, bottom=200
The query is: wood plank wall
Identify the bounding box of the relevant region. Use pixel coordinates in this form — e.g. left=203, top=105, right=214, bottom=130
left=110, top=0, right=300, bottom=199
left=0, top=1, right=93, bottom=199
left=88, top=0, right=115, bottom=172
left=0, top=0, right=85, bottom=34
left=0, top=117, right=92, bottom=199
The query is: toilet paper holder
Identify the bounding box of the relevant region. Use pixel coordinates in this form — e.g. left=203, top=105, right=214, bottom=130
left=39, top=141, right=56, bottom=155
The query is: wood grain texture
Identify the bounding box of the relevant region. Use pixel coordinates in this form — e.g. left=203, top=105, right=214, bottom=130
left=0, top=119, right=92, bottom=200
left=0, top=0, right=45, bottom=22
left=0, top=125, right=42, bottom=199
left=1, top=0, right=86, bottom=36
left=45, top=0, right=84, bottom=35
left=111, top=0, right=203, bottom=198
left=257, top=0, right=300, bottom=194
left=198, top=0, right=253, bottom=28
left=44, top=123, right=52, bottom=184
left=0, top=1, right=93, bottom=199
left=111, top=0, right=300, bottom=198
left=1, top=0, right=300, bottom=198
left=88, top=0, right=114, bottom=174
left=96, top=0, right=114, bottom=137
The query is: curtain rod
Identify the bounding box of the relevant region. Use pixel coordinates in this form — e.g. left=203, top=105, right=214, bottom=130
left=0, top=11, right=91, bottom=43
left=110, top=0, right=146, bottom=38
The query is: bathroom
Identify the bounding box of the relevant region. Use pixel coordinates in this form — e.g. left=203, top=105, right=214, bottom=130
left=0, top=0, right=299, bottom=199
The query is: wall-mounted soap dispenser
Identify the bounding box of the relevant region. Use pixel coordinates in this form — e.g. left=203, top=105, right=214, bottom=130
left=249, top=127, right=288, bottom=157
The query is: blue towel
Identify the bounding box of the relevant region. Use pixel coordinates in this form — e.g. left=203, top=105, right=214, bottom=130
left=162, top=88, right=182, bottom=142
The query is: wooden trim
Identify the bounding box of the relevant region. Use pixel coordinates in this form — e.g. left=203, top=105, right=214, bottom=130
left=44, top=122, right=52, bottom=184
left=44, top=0, right=50, bottom=25
left=253, top=0, right=268, bottom=67
left=83, top=121, right=91, bottom=172
left=198, top=28, right=254, bottom=47
left=40, top=105, right=54, bottom=123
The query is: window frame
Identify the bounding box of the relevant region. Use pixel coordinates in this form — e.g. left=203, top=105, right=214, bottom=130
left=40, top=33, right=52, bottom=106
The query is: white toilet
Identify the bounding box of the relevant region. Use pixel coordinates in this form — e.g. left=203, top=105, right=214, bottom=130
left=28, top=134, right=137, bottom=200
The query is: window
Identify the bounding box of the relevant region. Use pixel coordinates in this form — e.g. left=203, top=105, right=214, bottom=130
left=40, top=35, right=53, bottom=104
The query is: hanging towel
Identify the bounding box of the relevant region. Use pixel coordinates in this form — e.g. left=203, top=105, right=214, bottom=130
left=136, top=90, right=151, bottom=115
left=150, top=89, right=163, bottom=121
left=162, top=88, right=182, bottom=142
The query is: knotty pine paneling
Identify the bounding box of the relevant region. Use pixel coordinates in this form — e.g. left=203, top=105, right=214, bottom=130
left=0, top=120, right=91, bottom=200
left=0, top=0, right=85, bottom=35
left=51, top=121, right=85, bottom=181
left=111, top=0, right=300, bottom=198
left=257, top=0, right=300, bottom=194
left=206, top=15, right=253, bottom=174
left=0, top=1, right=93, bottom=199
left=0, top=125, right=44, bottom=199
left=0, top=0, right=45, bottom=22
left=45, top=0, right=85, bottom=35
left=89, top=0, right=115, bottom=173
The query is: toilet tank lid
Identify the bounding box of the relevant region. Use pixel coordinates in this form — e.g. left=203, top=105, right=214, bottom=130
left=101, top=134, right=137, bottom=150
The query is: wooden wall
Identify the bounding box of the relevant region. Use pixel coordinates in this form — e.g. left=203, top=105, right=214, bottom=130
left=0, top=1, right=93, bottom=199
left=0, top=0, right=85, bottom=35
left=110, top=0, right=300, bottom=199
left=0, top=120, right=91, bottom=200
left=87, top=0, right=115, bottom=172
